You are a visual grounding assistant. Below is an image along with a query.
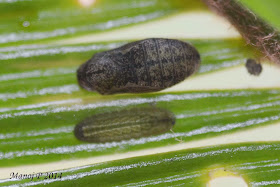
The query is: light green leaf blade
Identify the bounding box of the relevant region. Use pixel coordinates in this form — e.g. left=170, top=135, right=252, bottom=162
left=1, top=0, right=280, bottom=186
left=0, top=0, right=206, bottom=46
left=1, top=142, right=280, bottom=186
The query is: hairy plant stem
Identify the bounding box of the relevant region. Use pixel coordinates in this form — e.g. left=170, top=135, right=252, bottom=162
left=202, top=0, right=280, bottom=65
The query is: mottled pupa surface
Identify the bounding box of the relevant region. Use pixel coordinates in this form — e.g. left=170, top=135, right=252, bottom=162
left=246, top=59, right=262, bottom=76
left=74, top=107, right=176, bottom=143
left=77, top=38, right=200, bottom=94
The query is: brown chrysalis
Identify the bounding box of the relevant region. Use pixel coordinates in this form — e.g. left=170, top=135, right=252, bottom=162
left=77, top=38, right=200, bottom=95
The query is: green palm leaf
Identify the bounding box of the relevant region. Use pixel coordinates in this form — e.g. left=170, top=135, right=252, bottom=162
left=0, top=0, right=280, bottom=186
